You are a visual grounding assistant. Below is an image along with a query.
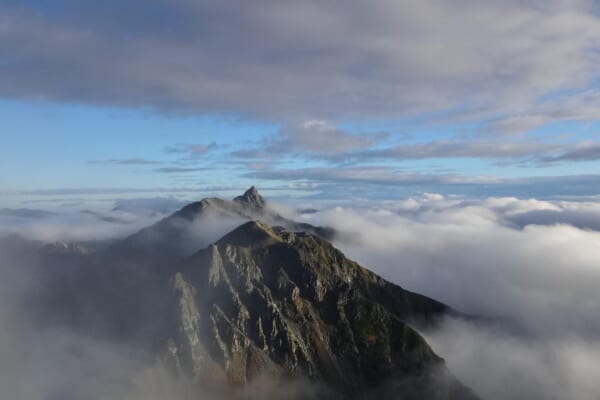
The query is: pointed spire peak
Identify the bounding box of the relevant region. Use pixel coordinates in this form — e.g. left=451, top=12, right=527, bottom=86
left=245, top=185, right=258, bottom=195
left=234, top=186, right=265, bottom=208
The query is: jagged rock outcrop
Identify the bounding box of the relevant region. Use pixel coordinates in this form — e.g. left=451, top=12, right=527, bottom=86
left=234, top=186, right=266, bottom=208
left=162, top=221, right=475, bottom=399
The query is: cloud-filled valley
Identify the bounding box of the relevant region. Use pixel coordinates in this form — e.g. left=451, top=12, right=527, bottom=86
left=1, top=192, right=599, bottom=398
left=295, top=195, right=600, bottom=399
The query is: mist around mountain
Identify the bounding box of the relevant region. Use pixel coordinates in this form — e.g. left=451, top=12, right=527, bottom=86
left=162, top=219, right=475, bottom=399
left=1, top=188, right=599, bottom=399
left=301, top=195, right=600, bottom=400
left=0, top=187, right=476, bottom=399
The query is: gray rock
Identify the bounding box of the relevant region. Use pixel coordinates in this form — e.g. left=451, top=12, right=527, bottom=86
left=161, top=221, right=476, bottom=399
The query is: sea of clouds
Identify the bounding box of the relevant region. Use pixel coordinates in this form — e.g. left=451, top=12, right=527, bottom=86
left=1, top=194, right=599, bottom=399
left=297, top=194, right=600, bottom=400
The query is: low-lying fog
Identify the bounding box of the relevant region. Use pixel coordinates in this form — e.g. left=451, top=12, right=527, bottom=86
left=1, top=193, right=599, bottom=399
left=301, top=195, right=600, bottom=400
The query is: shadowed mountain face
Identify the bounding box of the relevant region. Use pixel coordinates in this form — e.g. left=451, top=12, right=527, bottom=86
left=39, top=187, right=334, bottom=338
left=163, top=221, right=474, bottom=399
left=36, top=188, right=476, bottom=399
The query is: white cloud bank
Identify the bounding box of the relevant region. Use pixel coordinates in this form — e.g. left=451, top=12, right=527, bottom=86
left=297, top=194, right=600, bottom=399
left=2, top=193, right=600, bottom=398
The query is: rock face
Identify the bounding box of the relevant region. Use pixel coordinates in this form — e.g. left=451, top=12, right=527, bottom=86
left=233, top=186, right=266, bottom=208
left=162, top=220, right=475, bottom=399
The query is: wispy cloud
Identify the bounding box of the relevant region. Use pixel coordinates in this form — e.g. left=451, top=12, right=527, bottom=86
left=164, top=143, right=218, bottom=156
left=484, top=88, right=600, bottom=135
left=269, top=120, right=387, bottom=156
left=540, top=141, right=600, bottom=163
left=1, top=188, right=204, bottom=196
left=342, top=139, right=600, bottom=165
left=247, top=166, right=600, bottom=198
left=88, top=158, right=161, bottom=165
left=154, top=167, right=208, bottom=173
left=247, top=166, right=498, bottom=185
left=232, top=120, right=600, bottom=166
left=232, top=120, right=387, bottom=160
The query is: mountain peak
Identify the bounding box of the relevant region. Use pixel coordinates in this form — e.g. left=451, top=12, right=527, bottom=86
left=166, top=219, right=474, bottom=398
left=233, top=186, right=265, bottom=208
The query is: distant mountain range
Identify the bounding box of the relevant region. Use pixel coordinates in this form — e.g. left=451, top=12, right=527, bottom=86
left=34, top=187, right=477, bottom=399
left=0, top=208, right=56, bottom=219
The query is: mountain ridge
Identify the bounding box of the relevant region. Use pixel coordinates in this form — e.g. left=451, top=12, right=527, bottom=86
left=160, top=218, right=475, bottom=398
left=33, top=187, right=477, bottom=399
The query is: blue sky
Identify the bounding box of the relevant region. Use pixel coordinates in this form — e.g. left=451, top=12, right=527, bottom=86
left=1, top=0, right=600, bottom=207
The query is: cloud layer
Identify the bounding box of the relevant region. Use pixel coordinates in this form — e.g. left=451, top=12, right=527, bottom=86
left=1, top=1, right=598, bottom=202
left=1, top=0, right=599, bottom=124
left=1, top=192, right=600, bottom=398
left=296, top=194, right=600, bottom=399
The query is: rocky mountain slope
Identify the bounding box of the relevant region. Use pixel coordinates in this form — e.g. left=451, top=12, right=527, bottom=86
left=162, top=220, right=475, bottom=399
left=35, top=187, right=477, bottom=399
